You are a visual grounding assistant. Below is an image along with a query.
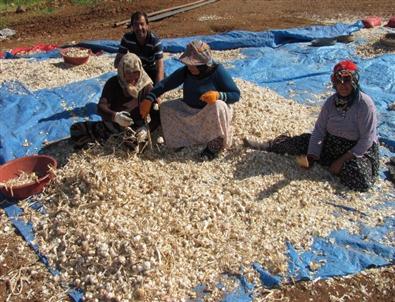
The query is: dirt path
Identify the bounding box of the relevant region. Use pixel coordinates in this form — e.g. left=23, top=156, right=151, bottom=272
left=1, top=0, right=394, bottom=50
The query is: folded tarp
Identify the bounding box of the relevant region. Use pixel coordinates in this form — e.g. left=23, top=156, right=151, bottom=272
left=1, top=21, right=364, bottom=59
left=75, top=21, right=363, bottom=54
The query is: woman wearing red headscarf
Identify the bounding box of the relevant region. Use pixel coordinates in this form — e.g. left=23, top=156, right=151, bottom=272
left=244, top=60, right=379, bottom=192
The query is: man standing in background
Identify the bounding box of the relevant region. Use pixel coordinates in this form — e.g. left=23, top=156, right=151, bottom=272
left=114, top=11, right=164, bottom=84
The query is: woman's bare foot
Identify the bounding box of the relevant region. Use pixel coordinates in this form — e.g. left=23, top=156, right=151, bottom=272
left=243, top=137, right=270, bottom=150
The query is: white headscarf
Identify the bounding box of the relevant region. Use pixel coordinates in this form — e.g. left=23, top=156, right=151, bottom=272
left=117, top=53, right=153, bottom=98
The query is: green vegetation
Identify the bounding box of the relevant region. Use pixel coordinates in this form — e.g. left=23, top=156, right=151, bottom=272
left=39, top=5, right=54, bottom=14
left=71, top=0, right=98, bottom=5
left=0, top=0, right=98, bottom=12
left=0, top=18, right=7, bottom=28
left=0, top=0, right=44, bottom=11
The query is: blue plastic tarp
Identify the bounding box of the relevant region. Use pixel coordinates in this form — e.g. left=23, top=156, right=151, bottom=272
left=1, top=24, right=393, bottom=163
left=75, top=21, right=363, bottom=53
left=0, top=73, right=113, bottom=163
left=1, top=21, right=394, bottom=301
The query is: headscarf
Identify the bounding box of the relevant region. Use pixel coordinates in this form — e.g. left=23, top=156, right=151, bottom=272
left=331, top=60, right=360, bottom=112
left=117, top=52, right=153, bottom=98
left=179, top=40, right=213, bottom=66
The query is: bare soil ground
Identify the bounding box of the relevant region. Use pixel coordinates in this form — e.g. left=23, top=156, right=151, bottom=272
left=1, top=0, right=394, bottom=50
left=1, top=0, right=394, bottom=301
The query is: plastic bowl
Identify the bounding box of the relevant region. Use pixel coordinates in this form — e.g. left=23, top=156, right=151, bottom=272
left=60, top=47, right=91, bottom=65
left=0, top=155, right=57, bottom=200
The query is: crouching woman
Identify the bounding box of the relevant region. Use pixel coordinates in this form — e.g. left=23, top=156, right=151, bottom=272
left=139, top=40, right=240, bottom=160
left=70, top=53, right=159, bottom=148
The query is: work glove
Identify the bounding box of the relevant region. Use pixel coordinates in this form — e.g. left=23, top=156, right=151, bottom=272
left=113, top=111, right=133, bottom=127
left=200, top=91, right=220, bottom=104
left=140, top=99, right=152, bottom=120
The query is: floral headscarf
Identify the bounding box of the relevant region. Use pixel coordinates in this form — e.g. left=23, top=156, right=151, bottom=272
left=331, top=60, right=359, bottom=89
left=117, top=52, right=153, bottom=98
left=179, top=40, right=213, bottom=66
left=331, top=60, right=360, bottom=112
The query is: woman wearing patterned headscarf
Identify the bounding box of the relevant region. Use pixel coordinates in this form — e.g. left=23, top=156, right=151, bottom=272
left=244, top=60, right=379, bottom=191
left=140, top=40, right=241, bottom=160
left=70, top=52, right=159, bottom=148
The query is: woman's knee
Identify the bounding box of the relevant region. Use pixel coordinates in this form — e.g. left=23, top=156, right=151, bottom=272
left=340, top=161, right=374, bottom=191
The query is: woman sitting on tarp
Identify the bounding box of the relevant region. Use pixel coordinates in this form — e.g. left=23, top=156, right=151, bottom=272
left=70, top=52, right=160, bottom=149
left=139, top=40, right=240, bottom=160
left=244, top=60, right=379, bottom=192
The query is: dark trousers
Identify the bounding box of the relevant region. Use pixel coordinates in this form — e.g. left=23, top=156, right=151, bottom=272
left=269, top=133, right=380, bottom=192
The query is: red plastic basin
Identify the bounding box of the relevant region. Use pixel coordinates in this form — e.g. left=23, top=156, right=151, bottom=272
left=60, top=47, right=91, bottom=66
left=0, top=155, right=57, bottom=200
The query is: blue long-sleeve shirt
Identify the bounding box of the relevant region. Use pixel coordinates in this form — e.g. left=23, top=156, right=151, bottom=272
left=146, top=64, right=240, bottom=109
left=308, top=92, right=378, bottom=158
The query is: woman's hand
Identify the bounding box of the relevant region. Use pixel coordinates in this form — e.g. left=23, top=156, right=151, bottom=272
left=329, top=158, right=344, bottom=175
left=113, top=111, right=133, bottom=127
left=329, top=151, right=354, bottom=175
left=200, top=91, right=219, bottom=104
left=140, top=99, right=152, bottom=120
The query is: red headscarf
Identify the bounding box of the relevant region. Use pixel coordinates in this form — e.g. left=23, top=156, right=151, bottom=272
left=331, top=60, right=359, bottom=87
left=333, top=60, right=358, bottom=73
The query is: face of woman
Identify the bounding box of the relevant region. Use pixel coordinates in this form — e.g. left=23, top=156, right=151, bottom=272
left=187, top=65, right=200, bottom=76
left=335, top=79, right=353, bottom=97
left=124, top=71, right=140, bottom=86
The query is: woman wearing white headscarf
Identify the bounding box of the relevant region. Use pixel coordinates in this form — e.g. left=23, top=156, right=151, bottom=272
left=70, top=53, right=158, bottom=148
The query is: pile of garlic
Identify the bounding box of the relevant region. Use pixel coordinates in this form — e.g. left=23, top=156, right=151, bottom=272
left=4, top=46, right=393, bottom=302
left=64, top=47, right=91, bottom=58
left=19, top=79, right=394, bottom=302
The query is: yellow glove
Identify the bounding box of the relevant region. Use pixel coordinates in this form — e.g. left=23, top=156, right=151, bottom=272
left=140, top=99, right=152, bottom=120
left=200, top=91, right=220, bottom=104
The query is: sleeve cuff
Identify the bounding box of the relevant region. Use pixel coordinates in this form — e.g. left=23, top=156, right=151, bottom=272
left=146, top=93, right=157, bottom=102
left=219, top=92, right=227, bottom=102
left=307, top=145, right=321, bottom=158
left=350, top=148, right=364, bottom=158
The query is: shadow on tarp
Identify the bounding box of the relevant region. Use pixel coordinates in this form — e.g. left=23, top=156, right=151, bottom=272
left=38, top=102, right=98, bottom=123
left=0, top=72, right=114, bottom=164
